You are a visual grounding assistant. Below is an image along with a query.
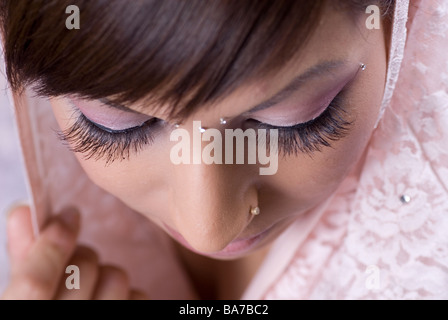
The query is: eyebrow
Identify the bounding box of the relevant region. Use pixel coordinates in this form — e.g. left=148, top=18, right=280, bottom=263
left=99, top=97, right=142, bottom=114
left=99, top=59, right=347, bottom=116
left=247, top=59, right=347, bottom=113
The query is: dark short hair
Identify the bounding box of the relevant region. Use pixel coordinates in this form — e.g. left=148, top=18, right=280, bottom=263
left=0, top=0, right=394, bottom=120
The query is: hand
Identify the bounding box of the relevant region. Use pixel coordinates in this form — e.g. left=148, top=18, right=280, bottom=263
left=1, top=205, right=148, bottom=300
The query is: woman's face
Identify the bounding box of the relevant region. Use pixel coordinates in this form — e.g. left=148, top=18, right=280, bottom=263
left=50, top=4, right=388, bottom=260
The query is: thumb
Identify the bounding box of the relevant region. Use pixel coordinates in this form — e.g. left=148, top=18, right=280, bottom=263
left=6, top=204, right=36, bottom=267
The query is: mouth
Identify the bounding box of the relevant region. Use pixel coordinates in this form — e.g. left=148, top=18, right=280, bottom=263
left=163, top=223, right=274, bottom=259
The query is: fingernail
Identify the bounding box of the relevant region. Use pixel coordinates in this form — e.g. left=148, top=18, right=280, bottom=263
left=58, top=207, right=80, bottom=232
left=4, top=199, right=30, bottom=220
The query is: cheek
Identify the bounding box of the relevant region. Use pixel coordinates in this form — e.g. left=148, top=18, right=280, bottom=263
left=71, top=151, right=179, bottom=231
left=269, top=113, right=375, bottom=215
left=75, top=148, right=171, bottom=215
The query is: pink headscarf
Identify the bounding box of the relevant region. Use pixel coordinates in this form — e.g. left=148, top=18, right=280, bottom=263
left=6, top=0, right=448, bottom=299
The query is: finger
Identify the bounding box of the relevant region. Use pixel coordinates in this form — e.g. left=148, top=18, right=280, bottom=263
left=92, top=266, right=130, bottom=300
left=3, top=208, right=80, bottom=300
left=7, top=205, right=35, bottom=266
left=129, top=289, right=149, bottom=300
left=54, top=246, right=99, bottom=300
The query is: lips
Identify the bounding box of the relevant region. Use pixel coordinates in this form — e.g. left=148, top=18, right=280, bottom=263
left=164, top=223, right=273, bottom=258
left=215, top=228, right=271, bottom=257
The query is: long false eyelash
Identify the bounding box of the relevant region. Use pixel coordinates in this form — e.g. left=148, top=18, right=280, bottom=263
left=58, top=95, right=352, bottom=163
left=57, top=112, right=158, bottom=164
left=254, top=97, right=353, bottom=157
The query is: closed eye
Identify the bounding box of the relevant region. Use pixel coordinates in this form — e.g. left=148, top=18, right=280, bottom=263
left=248, top=92, right=353, bottom=155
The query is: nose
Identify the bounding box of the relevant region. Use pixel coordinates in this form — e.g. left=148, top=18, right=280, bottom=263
left=169, top=160, right=258, bottom=253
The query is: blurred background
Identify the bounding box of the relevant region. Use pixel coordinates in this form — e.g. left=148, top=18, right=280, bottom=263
left=0, top=52, right=30, bottom=294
